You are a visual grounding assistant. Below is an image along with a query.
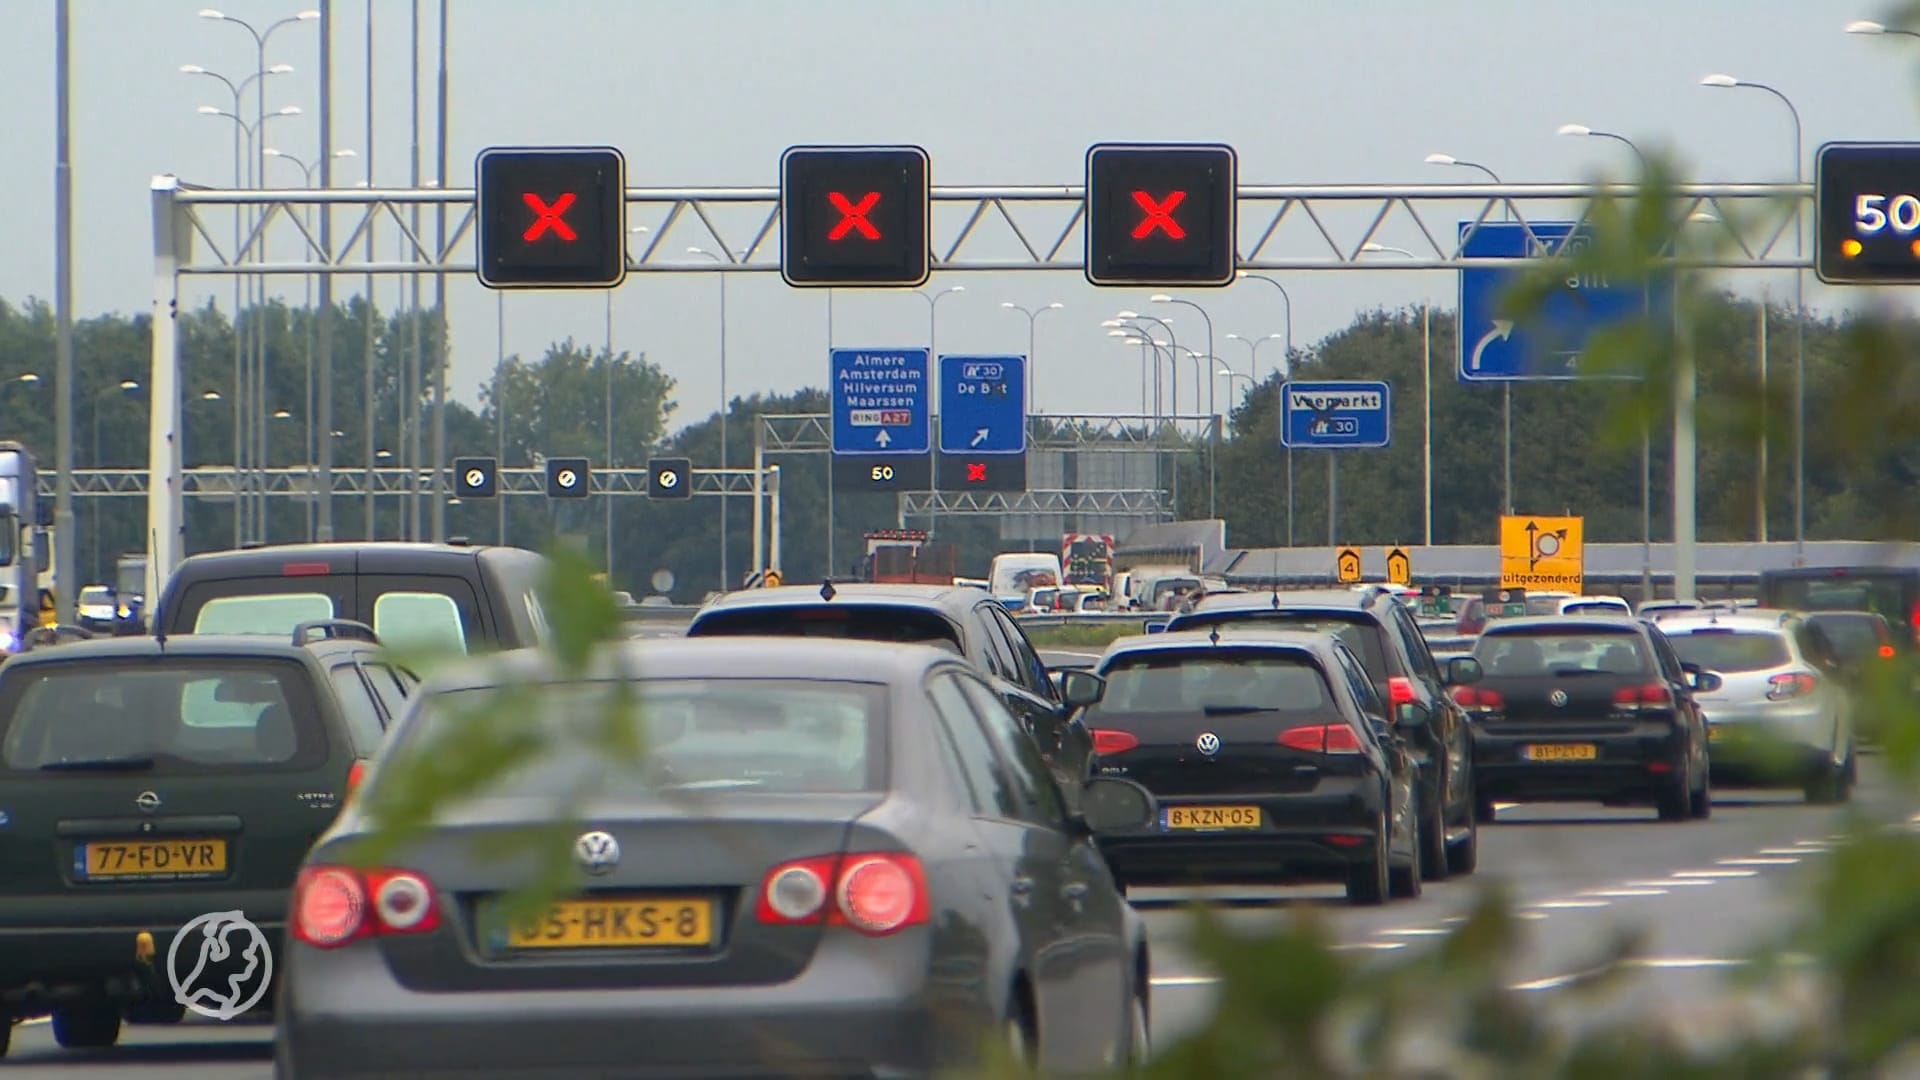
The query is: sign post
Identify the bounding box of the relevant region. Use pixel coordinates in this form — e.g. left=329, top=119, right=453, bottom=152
left=937, top=355, right=1027, bottom=491
left=829, top=348, right=931, bottom=491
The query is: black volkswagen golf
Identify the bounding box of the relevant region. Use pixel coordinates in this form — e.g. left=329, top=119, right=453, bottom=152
left=1083, top=628, right=1422, bottom=905
left=1460, top=616, right=1716, bottom=821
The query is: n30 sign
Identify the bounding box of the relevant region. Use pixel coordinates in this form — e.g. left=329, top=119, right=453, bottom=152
left=475, top=146, right=628, bottom=290
left=1816, top=142, right=1920, bottom=285
left=1084, top=143, right=1238, bottom=288
left=780, top=145, right=931, bottom=288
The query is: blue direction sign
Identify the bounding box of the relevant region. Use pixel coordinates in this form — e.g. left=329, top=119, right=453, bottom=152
left=1457, top=221, right=1658, bottom=382
left=831, top=348, right=930, bottom=455
left=938, top=355, right=1027, bottom=455
left=1280, top=380, right=1392, bottom=449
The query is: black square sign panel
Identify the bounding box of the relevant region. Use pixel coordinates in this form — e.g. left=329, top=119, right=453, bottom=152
left=1085, top=143, right=1237, bottom=287
left=936, top=451, right=1027, bottom=492
left=830, top=453, right=933, bottom=491
left=647, top=457, right=693, bottom=500
left=452, top=456, right=498, bottom=499
left=1815, top=142, right=1920, bottom=285
left=780, top=145, right=931, bottom=288
left=545, top=457, right=591, bottom=499
left=476, top=146, right=627, bottom=289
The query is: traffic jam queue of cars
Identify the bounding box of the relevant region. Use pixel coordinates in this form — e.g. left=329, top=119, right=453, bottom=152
left=0, top=543, right=1877, bottom=1076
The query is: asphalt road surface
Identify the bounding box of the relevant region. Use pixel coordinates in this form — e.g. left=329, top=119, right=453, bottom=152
left=8, top=764, right=1915, bottom=1076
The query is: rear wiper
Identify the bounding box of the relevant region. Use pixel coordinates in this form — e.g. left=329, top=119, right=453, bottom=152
left=40, top=755, right=156, bottom=772
left=1201, top=704, right=1280, bottom=715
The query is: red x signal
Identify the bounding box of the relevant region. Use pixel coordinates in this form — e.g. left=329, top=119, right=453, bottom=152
left=1130, top=190, right=1188, bottom=239
left=827, top=191, right=882, bottom=241
left=522, top=192, right=578, bottom=242
left=966, top=462, right=987, bottom=482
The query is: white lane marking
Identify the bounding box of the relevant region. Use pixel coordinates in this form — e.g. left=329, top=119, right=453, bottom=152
left=1516, top=911, right=1550, bottom=921
left=1582, top=887, right=1670, bottom=897
left=1150, top=974, right=1221, bottom=988
left=1510, top=955, right=1752, bottom=992
left=1331, top=941, right=1407, bottom=952
left=1672, top=869, right=1758, bottom=879
left=1628, top=879, right=1715, bottom=888
left=1510, top=970, right=1590, bottom=992
left=1440, top=915, right=1468, bottom=924
left=1794, top=839, right=1835, bottom=849
left=1718, top=857, right=1800, bottom=866
left=1378, top=927, right=1452, bottom=937
left=1909, top=812, right=1920, bottom=823
left=1528, top=899, right=1610, bottom=910
left=1761, top=847, right=1824, bottom=856
left=1493, top=802, right=1520, bottom=811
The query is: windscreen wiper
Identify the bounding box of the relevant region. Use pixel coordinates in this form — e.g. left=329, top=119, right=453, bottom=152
left=1201, top=704, right=1280, bottom=715
left=39, top=755, right=156, bottom=772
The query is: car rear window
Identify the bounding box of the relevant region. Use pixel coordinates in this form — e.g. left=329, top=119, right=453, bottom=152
left=0, top=659, right=326, bottom=773
left=1665, top=629, right=1791, bottom=673
left=1171, top=611, right=1387, bottom=676
left=1563, top=600, right=1630, bottom=616
left=1764, top=573, right=1911, bottom=624
left=1473, top=629, right=1651, bottom=677
left=373, top=592, right=469, bottom=655
left=1092, top=648, right=1336, bottom=715
left=687, top=604, right=962, bottom=653
left=391, top=679, right=887, bottom=799
left=1803, top=615, right=1890, bottom=661
left=195, top=592, right=335, bottom=633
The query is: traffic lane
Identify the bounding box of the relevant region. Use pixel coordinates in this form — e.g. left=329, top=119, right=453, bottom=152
left=1136, top=775, right=1910, bottom=1052
left=5, top=1015, right=270, bottom=1078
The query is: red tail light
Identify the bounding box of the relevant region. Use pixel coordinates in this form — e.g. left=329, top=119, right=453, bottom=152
left=1909, top=599, right=1920, bottom=648
left=1387, top=676, right=1417, bottom=708
left=1767, top=672, right=1818, bottom=700
left=346, top=760, right=367, bottom=798
left=1278, top=724, right=1364, bottom=754
left=756, top=853, right=928, bottom=936
left=281, top=561, right=332, bottom=577
left=1092, top=729, right=1140, bottom=755
left=1880, top=644, right=1897, bottom=660
left=1453, top=685, right=1504, bottom=709
left=291, top=866, right=440, bottom=949
left=1613, top=684, right=1672, bottom=708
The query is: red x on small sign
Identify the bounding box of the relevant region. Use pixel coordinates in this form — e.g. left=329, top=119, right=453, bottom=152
left=966, top=463, right=987, bottom=482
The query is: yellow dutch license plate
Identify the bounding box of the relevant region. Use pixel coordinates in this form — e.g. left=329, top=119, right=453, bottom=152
left=1523, top=743, right=1597, bottom=762
left=81, top=839, right=227, bottom=879
left=505, top=898, right=715, bottom=949
left=1166, top=805, right=1262, bottom=830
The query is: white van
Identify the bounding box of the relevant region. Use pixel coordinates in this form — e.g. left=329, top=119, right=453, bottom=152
left=988, top=553, right=1062, bottom=611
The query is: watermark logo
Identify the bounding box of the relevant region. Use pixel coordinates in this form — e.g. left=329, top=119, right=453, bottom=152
left=166, top=910, right=273, bottom=1020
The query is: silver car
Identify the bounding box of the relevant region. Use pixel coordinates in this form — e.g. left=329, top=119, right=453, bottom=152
left=1658, top=609, right=1856, bottom=803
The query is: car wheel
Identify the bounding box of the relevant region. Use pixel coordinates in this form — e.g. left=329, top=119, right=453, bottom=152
left=1806, top=756, right=1849, bottom=805
left=1346, top=812, right=1391, bottom=906
left=1475, top=793, right=1499, bottom=823
left=1446, top=803, right=1480, bottom=876
left=1689, top=766, right=1712, bottom=819
left=1004, top=996, right=1038, bottom=1068
left=1124, top=979, right=1151, bottom=1065
left=1, top=1016, right=12, bottom=1059
left=1390, top=811, right=1423, bottom=899
left=51, top=1002, right=120, bottom=1050
left=1656, top=765, right=1691, bottom=822
left=1418, top=778, right=1450, bottom=881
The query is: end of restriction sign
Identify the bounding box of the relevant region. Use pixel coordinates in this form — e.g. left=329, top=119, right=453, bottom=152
left=647, top=457, right=693, bottom=501
left=545, top=457, right=591, bottom=499
left=453, top=457, right=498, bottom=499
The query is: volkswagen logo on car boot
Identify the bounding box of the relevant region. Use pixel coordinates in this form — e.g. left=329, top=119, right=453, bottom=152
left=573, top=831, right=620, bottom=875
left=1195, top=732, right=1221, bottom=756
left=1549, top=689, right=1569, bottom=708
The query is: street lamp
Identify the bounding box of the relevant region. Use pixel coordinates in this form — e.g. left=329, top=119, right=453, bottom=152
left=688, top=246, right=741, bottom=588
left=1700, top=71, right=1806, bottom=553
left=1846, top=18, right=1920, bottom=36
left=90, top=380, right=141, bottom=577
left=1357, top=243, right=1440, bottom=544
left=999, top=300, right=1062, bottom=411
left=1151, top=295, right=1220, bottom=517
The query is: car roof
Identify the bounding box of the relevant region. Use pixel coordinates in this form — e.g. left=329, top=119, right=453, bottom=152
left=1799, top=609, right=1890, bottom=623
left=168, top=541, right=501, bottom=577
left=1185, top=588, right=1387, bottom=617
left=0, top=633, right=356, bottom=669
left=416, top=636, right=964, bottom=695
left=1478, top=614, right=1647, bottom=635
left=1655, top=609, right=1797, bottom=632
left=696, top=583, right=974, bottom=615
left=1103, top=627, right=1344, bottom=662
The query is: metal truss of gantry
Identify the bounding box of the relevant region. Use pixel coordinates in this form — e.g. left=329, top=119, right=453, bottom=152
left=41, top=466, right=771, bottom=497
left=145, top=176, right=1812, bottom=595
left=900, top=490, right=1166, bottom=518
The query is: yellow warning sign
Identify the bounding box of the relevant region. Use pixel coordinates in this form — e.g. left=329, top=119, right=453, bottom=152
left=1335, top=546, right=1363, bottom=584
left=1500, top=515, right=1584, bottom=593
left=1385, top=547, right=1411, bottom=587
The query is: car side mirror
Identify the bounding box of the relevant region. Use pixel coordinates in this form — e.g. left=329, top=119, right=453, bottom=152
left=1689, top=670, right=1723, bottom=694
left=1366, top=713, right=1395, bottom=740
left=1396, top=700, right=1429, bottom=727
left=1059, top=670, right=1106, bottom=709
left=1078, top=777, right=1157, bottom=833
left=1443, top=656, right=1483, bottom=687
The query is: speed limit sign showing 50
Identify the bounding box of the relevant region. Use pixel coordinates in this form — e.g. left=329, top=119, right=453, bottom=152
left=452, top=456, right=498, bottom=498
left=647, top=457, right=693, bottom=501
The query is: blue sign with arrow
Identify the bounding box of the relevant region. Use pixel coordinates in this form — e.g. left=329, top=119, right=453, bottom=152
left=1280, top=380, right=1392, bottom=449
left=1457, top=221, right=1660, bottom=382
left=938, top=355, right=1026, bottom=455
left=830, top=347, right=930, bottom=455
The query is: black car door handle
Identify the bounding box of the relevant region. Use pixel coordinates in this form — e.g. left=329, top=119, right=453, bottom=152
left=1061, top=882, right=1089, bottom=902
left=1010, top=877, right=1035, bottom=896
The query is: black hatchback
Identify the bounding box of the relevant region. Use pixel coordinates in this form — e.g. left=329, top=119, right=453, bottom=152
left=1461, top=616, right=1716, bottom=822
left=0, top=621, right=412, bottom=1057
left=1085, top=628, right=1423, bottom=905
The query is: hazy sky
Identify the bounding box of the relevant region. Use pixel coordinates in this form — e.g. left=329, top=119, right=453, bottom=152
left=3, top=0, right=1916, bottom=434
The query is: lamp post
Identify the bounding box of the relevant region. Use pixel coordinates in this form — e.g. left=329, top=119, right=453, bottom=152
left=1233, top=272, right=1297, bottom=545
left=998, top=300, right=1062, bottom=412
left=1116, top=311, right=1181, bottom=516
left=89, top=380, right=141, bottom=579
left=1556, top=125, right=1660, bottom=597
left=1111, top=329, right=1180, bottom=522
left=1845, top=18, right=1920, bottom=38
left=1424, top=152, right=1521, bottom=521
left=1354, top=244, right=1426, bottom=545
left=1701, top=72, right=1803, bottom=555
left=1152, top=295, right=1219, bottom=517
left=1104, top=325, right=1157, bottom=417
left=687, top=246, right=746, bottom=587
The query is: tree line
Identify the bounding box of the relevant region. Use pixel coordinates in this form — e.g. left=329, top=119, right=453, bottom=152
left=0, top=288, right=1911, bottom=599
